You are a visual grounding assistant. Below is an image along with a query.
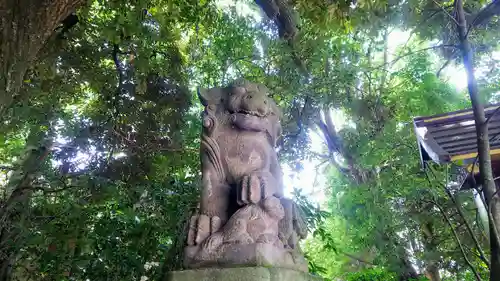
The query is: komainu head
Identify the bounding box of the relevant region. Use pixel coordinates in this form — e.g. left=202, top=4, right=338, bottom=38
left=198, top=79, right=281, bottom=119
left=197, top=79, right=282, bottom=146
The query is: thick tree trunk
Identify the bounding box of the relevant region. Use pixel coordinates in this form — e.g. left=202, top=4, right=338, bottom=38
left=0, top=129, right=51, bottom=281
left=398, top=255, right=420, bottom=281
left=425, top=264, right=441, bottom=281
left=422, top=223, right=441, bottom=281
left=455, top=0, right=500, bottom=279
left=0, top=0, right=85, bottom=113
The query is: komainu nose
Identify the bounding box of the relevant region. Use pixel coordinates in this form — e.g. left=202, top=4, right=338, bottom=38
left=258, top=106, right=269, bottom=115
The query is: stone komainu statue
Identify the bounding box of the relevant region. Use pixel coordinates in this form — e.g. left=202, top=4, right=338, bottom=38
left=184, top=79, right=308, bottom=271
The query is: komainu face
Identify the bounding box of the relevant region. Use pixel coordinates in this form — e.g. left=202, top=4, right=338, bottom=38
left=225, top=80, right=279, bottom=118
left=199, top=79, right=281, bottom=118
left=198, top=79, right=282, bottom=145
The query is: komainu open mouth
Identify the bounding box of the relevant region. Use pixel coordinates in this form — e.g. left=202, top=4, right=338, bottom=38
left=236, top=109, right=267, bottom=118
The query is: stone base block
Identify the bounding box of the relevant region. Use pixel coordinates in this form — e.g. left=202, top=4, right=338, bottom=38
left=184, top=243, right=308, bottom=272
left=165, top=267, right=324, bottom=281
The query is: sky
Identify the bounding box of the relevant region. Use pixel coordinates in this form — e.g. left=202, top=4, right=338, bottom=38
left=282, top=129, right=327, bottom=204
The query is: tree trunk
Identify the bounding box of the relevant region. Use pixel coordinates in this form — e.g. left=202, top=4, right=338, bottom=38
left=0, top=129, right=51, bottom=281
left=0, top=0, right=85, bottom=114
left=469, top=0, right=500, bottom=28
left=425, top=264, right=441, bottom=281
left=422, top=222, right=441, bottom=281
left=455, top=0, right=500, bottom=280
left=398, top=255, right=420, bottom=281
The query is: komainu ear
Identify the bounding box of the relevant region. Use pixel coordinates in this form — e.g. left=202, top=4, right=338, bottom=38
left=269, top=99, right=283, bottom=119
left=271, top=121, right=283, bottom=147
left=197, top=87, right=224, bottom=106
left=230, top=78, right=248, bottom=88
left=257, top=84, right=270, bottom=96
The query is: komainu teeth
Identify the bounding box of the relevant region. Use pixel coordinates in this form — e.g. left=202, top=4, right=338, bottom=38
left=239, top=110, right=266, bottom=117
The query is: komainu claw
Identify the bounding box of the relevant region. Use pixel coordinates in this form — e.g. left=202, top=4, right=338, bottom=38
left=195, top=214, right=211, bottom=245
left=187, top=214, right=224, bottom=246
left=238, top=171, right=278, bottom=206
left=187, top=215, right=198, bottom=246
left=238, top=173, right=263, bottom=205
left=210, top=216, right=222, bottom=233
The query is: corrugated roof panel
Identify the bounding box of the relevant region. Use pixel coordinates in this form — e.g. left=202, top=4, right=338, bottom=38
left=413, top=103, right=500, bottom=167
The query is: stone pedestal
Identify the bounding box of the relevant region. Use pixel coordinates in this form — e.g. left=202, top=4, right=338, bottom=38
left=165, top=267, right=324, bottom=281
left=185, top=243, right=308, bottom=272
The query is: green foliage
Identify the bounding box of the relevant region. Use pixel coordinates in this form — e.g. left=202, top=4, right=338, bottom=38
left=1, top=0, right=500, bottom=280
left=345, top=268, right=397, bottom=281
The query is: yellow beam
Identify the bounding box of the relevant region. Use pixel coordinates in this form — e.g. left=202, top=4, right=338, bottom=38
left=423, top=105, right=499, bottom=123
left=451, top=148, right=500, bottom=161
left=466, top=164, right=480, bottom=174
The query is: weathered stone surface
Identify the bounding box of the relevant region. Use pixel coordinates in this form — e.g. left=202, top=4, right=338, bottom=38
left=185, top=242, right=307, bottom=272
left=184, top=79, right=309, bottom=271
left=165, top=267, right=324, bottom=281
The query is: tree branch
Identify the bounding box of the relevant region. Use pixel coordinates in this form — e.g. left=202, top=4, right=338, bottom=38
left=284, top=95, right=311, bottom=139
left=432, top=0, right=460, bottom=26
left=376, top=45, right=458, bottom=69
left=436, top=57, right=453, bottom=77
left=112, top=44, right=126, bottom=86
left=488, top=188, right=500, bottom=251
left=0, top=165, right=14, bottom=171
left=341, top=250, right=376, bottom=266
left=468, top=0, right=500, bottom=29
left=426, top=166, right=490, bottom=267
left=33, top=184, right=76, bottom=194
left=431, top=198, right=483, bottom=281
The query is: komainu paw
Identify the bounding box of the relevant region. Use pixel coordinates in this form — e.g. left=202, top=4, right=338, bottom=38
left=238, top=171, right=278, bottom=206
left=187, top=214, right=223, bottom=246
left=238, top=173, right=262, bottom=205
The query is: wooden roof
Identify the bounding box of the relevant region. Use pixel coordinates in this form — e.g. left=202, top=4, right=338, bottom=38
left=413, top=103, right=500, bottom=170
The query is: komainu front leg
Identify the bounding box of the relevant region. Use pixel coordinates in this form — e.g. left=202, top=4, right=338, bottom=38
left=187, top=213, right=223, bottom=246
left=186, top=182, right=229, bottom=246
left=278, top=198, right=308, bottom=250
left=187, top=147, right=229, bottom=246
left=238, top=171, right=278, bottom=205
